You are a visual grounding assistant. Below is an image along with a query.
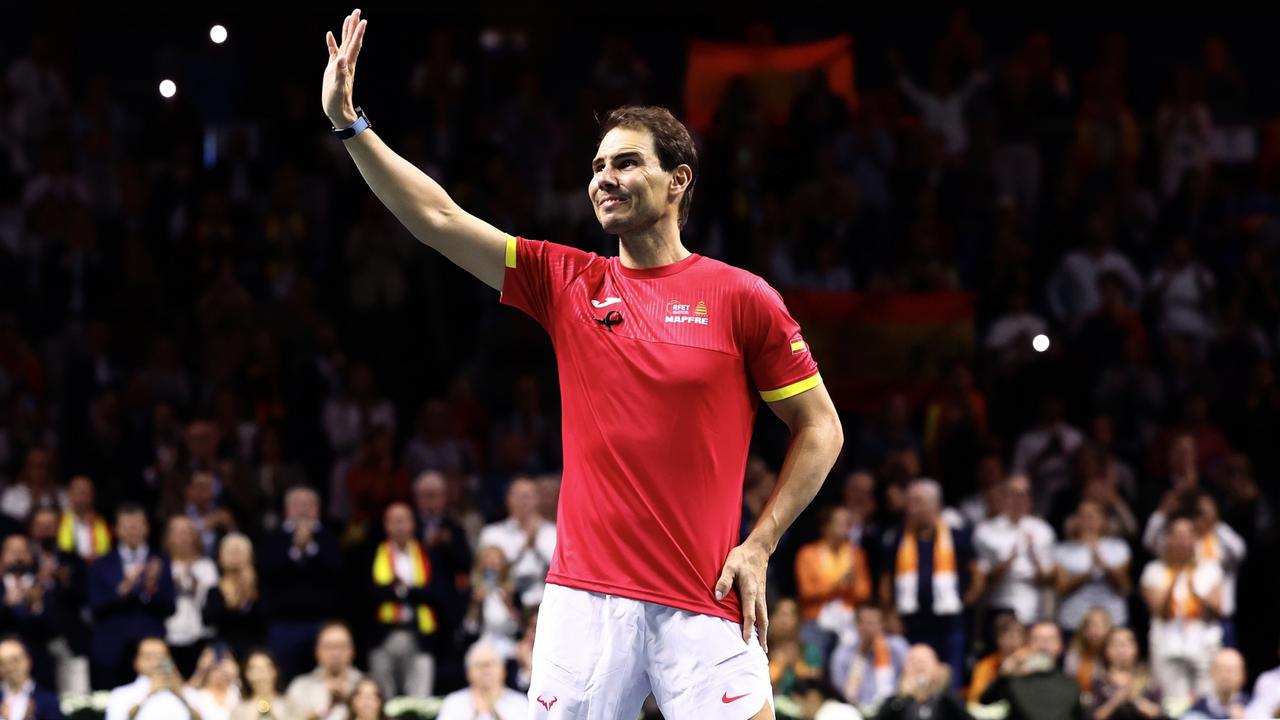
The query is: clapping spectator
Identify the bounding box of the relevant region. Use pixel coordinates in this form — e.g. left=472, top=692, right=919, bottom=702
left=203, top=534, right=265, bottom=663
left=1054, top=500, right=1131, bottom=635
left=231, top=650, right=302, bottom=720
left=973, top=474, right=1056, bottom=628
left=436, top=642, right=527, bottom=720
left=1089, top=627, right=1162, bottom=720
left=368, top=502, right=443, bottom=699
left=795, top=506, right=872, bottom=654
left=463, top=546, right=520, bottom=663
left=163, top=515, right=218, bottom=676
left=477, top=477, right=554, bottom=609
left=284, top=622, right=362, bottom=720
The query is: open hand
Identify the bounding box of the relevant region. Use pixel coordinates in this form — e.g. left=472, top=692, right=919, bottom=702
left=323, top=9, right=367, bottom=127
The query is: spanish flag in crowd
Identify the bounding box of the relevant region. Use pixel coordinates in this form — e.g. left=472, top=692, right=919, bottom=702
left=683, top=34, right=858, bottom=134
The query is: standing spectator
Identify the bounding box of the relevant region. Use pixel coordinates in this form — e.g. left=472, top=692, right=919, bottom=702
left=795, top=506, right=872, bottom=631
left=1064, top=608, right=1114, bottom=694
left=1089, top=627, right=1162, bottom=720
left=0, top=534, right=57, bottom=685
left=1045, top=213, right=1143, bottom=329
left=889, top=51, right=987, bottom=158
left=828, top=605, right=909, bottom=713
left=476, top=476, right=555, bottom=609
left=188, top=647, right=242, bottom=720
left=412, top=470, right=471, bottom=584
left=870, top=644, right=969, bottom=720
left=1053, top=500, right=1131, bottom=635
left=463, top=546, right=521, bottom=661
left=437, top=642, right=527, bottom=720
left=1142, top=491, right=1244, bottom=646
left=203, top=533, right=265, bottom=663
left=1156, top=67, right=1213, bottom=198
left=104, top=638, right=200, bottom=720
left=878, top=479, right=979, bottom=683
left=1141, top=516, right=1222, bottom=710
left=1184, top=648, right=1249, bottom=720
left=973, top=474, right=1056, bottom=628
left=58, top=475, right=111, bottom=561
left=163, top=515, right=217, bottom=676
left=284, top=622, right=363, bottom=720
left=0, top=637, right=63, bottom=720
left=29, top=507, right=89, bottom=695
left=174, top=471, right=237, bottom=557
left=260, top=486, right=340, bottom=681
left=2, top=448, right=63, bottom=525
left=967, top=614, right=1025, bottom=705
left=368, top=502, right=443, bottom=699
left=345, top=678, right=388, bottom=720
left=231, top=650, right=302, bottom=720
left=88, top=506, right=176, bottom=689
left=979, top=622, right=1086, bottom=720
left=1011, top=397, right=1085, bottom=516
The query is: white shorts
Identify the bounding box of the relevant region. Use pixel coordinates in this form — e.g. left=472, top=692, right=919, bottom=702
left=527, top=584, right=773, bottom=720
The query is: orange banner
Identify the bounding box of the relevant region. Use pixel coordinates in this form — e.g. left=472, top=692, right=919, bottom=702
left=683, top=35, right=858, bottom=134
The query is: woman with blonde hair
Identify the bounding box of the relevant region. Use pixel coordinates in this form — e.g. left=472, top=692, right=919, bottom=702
left=165, top=514, right=219, bottom=675
left=203, top=533, right=267, bottom=662
left=463, top=545, right=521, bottom=660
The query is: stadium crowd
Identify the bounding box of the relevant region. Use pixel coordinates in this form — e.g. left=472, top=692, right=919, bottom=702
left=2, top=8, right=1280, bottom=720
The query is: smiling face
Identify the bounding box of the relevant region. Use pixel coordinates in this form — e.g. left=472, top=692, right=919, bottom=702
left=589, top=126, right=691, bottom=237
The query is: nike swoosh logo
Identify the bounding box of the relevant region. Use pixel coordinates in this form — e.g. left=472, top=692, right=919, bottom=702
left=591, top=297, right=622, bottom=308
left=722, top=692, right=749, bottom=704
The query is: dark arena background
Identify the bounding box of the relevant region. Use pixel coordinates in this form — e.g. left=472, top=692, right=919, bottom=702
left=2, top=4, right=1280, bottom=719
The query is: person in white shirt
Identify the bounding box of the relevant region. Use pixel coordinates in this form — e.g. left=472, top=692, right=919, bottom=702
left=437, top=642, right=528, bottom=720
left=477, top=477, right=555, bottom=608
left=163, top=515, right=219, bottom=675
left=187, top=647, right=242, bottom=720
left=1053, top=499, right=1131, bottom=632
left=105, top=637, right=202, bottom=720
left=1140, top=516, right=1223, bottom=713
left=0, top=638, right=60, bottom=720
left=973, top=475, right=1056, bottom=626
left=1246, top=642, right=1280, bottom=720
left=1142, top=490, right=1245, bottom=647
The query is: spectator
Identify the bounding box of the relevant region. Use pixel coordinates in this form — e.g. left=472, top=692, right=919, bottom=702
left=436, top=642, right=527, bottom=720
left=1064, top=608, right=1114, bottom=694
left=476, top=476, right=555, bottom=609
left=1011, top=397, right=1085, bottom=516
left=0, top=637, right=62, bottom=720
left=1089, top=627, right=1162, bottom=720
left=346, top=678, right=388, bottom=720
left=163, top=515, right=218, bottom=676
left=870, top=644, right=969, bottom=720
left=967, top=613, right=1025, bottom=705
left=2, top=448, right=63, bottom=525
left=889, top=51, right=987, bottom=158
left=973, top=474, right=1056, bottom=627
left=174, top=471, right=237, bottom=557
left=1147, top=235, right=1216, bottom=341
left=879, top=479, right=978, bottom=683
left=463, top=545, right=520, bottom=661
left=58, top=475, right=111, bottom=561
left=1140, top=516, right=1222, bottom=710
left=829, top=605, right=909, bottom=713
left=203, top=533, right=265, bottom=663
left=790, top=677, right=864, bottom=720
left=1156, top=67, right=1213, bottom=198
left=1245, top=638, right=1280, bottom=719
left=29, top=507, right=89, bottom=695
left=187, top=647, right=242, bottom=720
left=260, top=486, right=340, bottom=681
left=769, top=598, right=823, bottom=695
left=104, top=637, right=200, bottom=720
left=0, top=534, right=57, bottom=685
left=795, top=506, right=872, bottom=639
left=979, top=622, right=1086, bottom=720
left=1184, top=648, right=1248, bottom=720
left=88, top=505, right=176, bottom=689
left=369, top=502, right=443, bottom=699
left=1142, top=490, right=1244, bottom=646
left=1053, top=500, right=1131, bottom=635
left=1045, top=212, right=1143, bottom=329
left=231, top=649, right=302, bottom=720
left=285, top=622, right=362, bottom=720
left=412, top=470, right=471, bottom=585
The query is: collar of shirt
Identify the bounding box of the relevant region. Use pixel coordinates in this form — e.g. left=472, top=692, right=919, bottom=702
left=282, top=520, right=323, bottom=534
left=1, top=679, right=33, bottom=699
left=120, top=545, right=150, bottom=565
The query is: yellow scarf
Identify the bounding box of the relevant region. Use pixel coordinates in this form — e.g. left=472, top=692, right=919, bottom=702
left=57, top=512, right=111, bottom=559
left=372, top=540, right=437, bottom=635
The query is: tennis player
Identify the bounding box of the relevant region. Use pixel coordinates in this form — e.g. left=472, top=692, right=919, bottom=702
left=322, top=10, right=844, bottom=718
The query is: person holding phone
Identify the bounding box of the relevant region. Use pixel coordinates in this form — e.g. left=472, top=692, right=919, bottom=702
left=104, top=637, right=201, bottom=720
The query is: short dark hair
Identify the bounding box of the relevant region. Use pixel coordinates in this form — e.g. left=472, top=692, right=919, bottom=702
left=599, top=106, right=698, bottom=229
left=116, top=503, right=147, bottom=522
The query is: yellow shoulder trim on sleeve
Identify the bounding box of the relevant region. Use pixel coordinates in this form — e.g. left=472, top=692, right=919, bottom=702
left=759, top=372, right=822, bottom=402
left=504, top=234, right=518, bottom=269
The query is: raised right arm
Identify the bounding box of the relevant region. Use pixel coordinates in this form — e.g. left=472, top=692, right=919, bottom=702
left=323, top=10, right=508, bottom=291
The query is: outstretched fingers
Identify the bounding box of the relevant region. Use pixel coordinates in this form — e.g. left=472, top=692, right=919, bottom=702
left=346, top=19, right=367, bottom=69
left=326, top=30, right=338, bottom=58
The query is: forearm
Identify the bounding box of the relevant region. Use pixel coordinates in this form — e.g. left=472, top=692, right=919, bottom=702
left=746, top=424, right=841, bottom=554
left=342, top=130, right=460, bottom=238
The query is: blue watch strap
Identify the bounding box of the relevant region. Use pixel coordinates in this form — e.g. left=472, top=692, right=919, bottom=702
left=333, top=107, right=370, bottom=140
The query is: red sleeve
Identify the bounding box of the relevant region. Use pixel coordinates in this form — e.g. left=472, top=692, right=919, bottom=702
left=741, top=278, right=821, bottom=402
left=498, top=235, right=595, bottom=332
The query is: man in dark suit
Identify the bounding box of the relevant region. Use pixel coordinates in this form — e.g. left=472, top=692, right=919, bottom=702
left=259, top=486, right=341, bottom=681
left=0, top=637, right=64, bottom=719
left=87, top=505, right=175, bottom=690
